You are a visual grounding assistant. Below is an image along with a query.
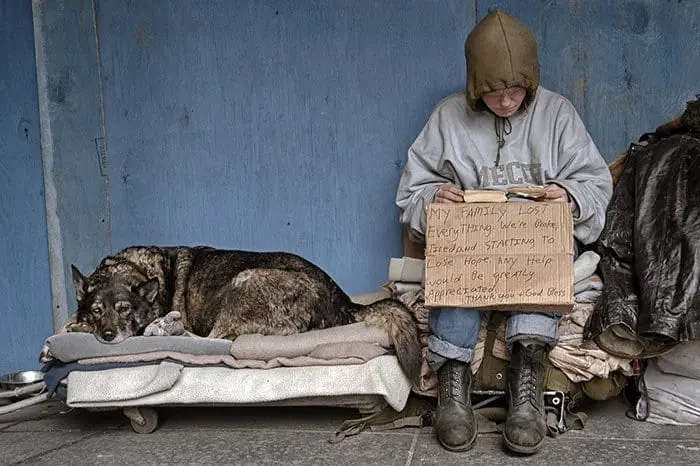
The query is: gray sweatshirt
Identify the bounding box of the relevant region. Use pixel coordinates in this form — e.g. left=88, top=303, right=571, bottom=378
left=396, top=87, right=613, bottom=245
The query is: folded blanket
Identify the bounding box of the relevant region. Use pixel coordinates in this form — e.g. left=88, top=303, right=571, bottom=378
left=229, top=323, right=390, bottom=360
left=66, top=356, right=411, bottom=411
left=43, top=333, right=232, bottom=363
left=388, top=257, right=425, bottom=283
left=574, top=274, right=603, bottom=295
left=350, top=290, right=392, bottom=305
left=78, top=343, right=388, bottom=369
left=43, top=361, right=161, bottom=395
left=42, top=322, right=392, bottom=372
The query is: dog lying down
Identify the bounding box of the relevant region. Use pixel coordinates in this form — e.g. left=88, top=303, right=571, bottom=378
left=70, top=246, right=421, bottom=381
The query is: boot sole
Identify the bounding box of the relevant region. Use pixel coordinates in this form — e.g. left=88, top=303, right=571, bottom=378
left=438, top=430, right=477, bottom=452
left=503, top=434, right=543, bottom=455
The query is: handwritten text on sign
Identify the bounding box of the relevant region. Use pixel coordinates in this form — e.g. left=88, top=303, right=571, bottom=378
left=424, top=202, right=574, bottom=311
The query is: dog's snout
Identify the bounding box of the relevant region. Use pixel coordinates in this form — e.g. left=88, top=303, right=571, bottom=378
left=102, top=330, right=116, bottom=341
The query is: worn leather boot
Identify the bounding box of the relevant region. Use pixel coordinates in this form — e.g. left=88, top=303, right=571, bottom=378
left=503, top=342, right=547, bottom=454
left=435, top=360, right=477, bottom=452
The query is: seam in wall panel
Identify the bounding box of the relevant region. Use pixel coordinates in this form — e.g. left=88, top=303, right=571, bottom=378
left=92, top=0, right=113, bottom=254
left=31, top=0, right=69, bottom=332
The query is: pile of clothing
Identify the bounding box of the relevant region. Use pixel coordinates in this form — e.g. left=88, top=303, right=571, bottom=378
left=586, top=95, right=700, bottom=425
left=39, top=319, right=413, bottom=414
left=384, top=252, right=632, bottom=399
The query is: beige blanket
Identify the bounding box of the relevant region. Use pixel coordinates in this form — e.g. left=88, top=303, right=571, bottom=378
left=43, top=321, right=393, bottom=370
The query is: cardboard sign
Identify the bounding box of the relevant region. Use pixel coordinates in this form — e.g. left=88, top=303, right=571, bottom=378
left=424, top=202, right=574, bottom=312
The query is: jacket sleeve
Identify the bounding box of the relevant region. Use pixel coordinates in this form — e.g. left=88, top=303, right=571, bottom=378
left=550, top=102, right=613, bottom=245
left=584, top=145, right=639, bottom=342
left=395, top=109, right=457, bottom=244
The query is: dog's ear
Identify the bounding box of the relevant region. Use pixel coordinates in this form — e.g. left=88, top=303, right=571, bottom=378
left=135, top=278, right=159, bottom=304
left=71, top=265, right=88, bottom=302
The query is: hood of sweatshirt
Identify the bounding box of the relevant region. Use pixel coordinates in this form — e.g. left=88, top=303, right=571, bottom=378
left=465, top=9, right=540, bottom=112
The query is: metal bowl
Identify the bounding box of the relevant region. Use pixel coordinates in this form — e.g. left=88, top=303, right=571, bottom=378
left=0, top=371, right=45, bottom=390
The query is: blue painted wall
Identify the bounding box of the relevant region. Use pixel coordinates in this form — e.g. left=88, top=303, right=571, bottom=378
left=96, top=0, right=473, bottom=294
left=0, top=0, right=52, bottom=375
left=2, top=0, right=699, bottom=369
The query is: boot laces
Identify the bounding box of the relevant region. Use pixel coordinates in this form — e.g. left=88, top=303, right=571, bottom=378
left=513, top=351, right=542, bottom=407
left=447, top=364, right=463, bottom=397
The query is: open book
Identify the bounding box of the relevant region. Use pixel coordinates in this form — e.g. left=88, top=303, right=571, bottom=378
left=462, top=186, right=548, bottom=203
left=462, top=189, right=508, bottom=203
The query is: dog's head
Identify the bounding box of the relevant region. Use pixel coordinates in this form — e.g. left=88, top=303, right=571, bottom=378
left=71, top=265, right=162, bottom=343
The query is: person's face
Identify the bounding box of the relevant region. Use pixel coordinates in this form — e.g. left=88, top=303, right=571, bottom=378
left=482, top=87, right=526, bottom=117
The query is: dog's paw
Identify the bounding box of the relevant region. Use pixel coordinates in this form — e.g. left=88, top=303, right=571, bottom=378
left=65, top=321, right=93, bottom=333
left=144, top=311, right=185, bottom=336
left=143, top=324, right=168, bottom=336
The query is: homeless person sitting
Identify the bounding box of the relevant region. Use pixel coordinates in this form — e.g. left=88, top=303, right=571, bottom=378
left=395, top=10, right=613, bottom=455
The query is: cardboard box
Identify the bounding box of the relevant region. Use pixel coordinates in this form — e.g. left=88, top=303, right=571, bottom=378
left=424, top=202, right=574, bottom=312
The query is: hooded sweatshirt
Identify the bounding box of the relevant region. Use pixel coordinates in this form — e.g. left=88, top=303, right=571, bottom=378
left=395, top=10, right=612, bottom=245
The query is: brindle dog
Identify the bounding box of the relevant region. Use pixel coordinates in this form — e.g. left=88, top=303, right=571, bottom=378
left=71, top=246, right=421, bottom=381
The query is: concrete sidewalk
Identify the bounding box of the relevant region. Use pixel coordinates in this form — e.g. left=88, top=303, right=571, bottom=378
left=1, top=396, right=699, bottom=465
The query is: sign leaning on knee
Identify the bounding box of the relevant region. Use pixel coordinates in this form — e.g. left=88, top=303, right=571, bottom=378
left=424, top=202, right=574, bottom=312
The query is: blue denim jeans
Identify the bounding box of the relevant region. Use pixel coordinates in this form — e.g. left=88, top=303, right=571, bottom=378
left=427, top=310, right=559, bottom=371
left=426, top=240, right=582, bottom=371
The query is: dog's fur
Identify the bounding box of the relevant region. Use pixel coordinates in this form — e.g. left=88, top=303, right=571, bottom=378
left=71, top=246, right=421, bottom=381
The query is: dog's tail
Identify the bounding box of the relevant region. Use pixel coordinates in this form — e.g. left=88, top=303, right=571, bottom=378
left=351, top=298, right=422, bottom=384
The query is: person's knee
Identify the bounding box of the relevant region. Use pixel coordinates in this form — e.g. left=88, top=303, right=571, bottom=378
left=506, top=312, right=559, bottom=347
left=429, top=308, right=483, bottom=349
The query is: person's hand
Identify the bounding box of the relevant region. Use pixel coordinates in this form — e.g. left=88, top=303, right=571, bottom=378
left=434, top=184, right=464, bottom=203
left=539, top=184, right=569, bottom=203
